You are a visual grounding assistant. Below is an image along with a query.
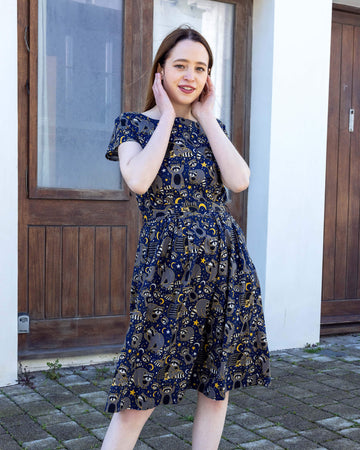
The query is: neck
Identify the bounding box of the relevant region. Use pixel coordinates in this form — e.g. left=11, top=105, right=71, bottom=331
left=173, top=104, right=194, bottom=120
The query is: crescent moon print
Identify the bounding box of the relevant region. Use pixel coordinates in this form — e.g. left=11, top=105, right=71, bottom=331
left=105, top=113, right=271, bottom=412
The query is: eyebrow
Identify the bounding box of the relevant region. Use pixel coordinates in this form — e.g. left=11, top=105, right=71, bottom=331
left=172, top=58, right=208, bottom=67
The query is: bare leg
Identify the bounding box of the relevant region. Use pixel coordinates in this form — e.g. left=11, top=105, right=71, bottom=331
left=101, top=407, right=154, bottom=450
left=192, top=391, right=229, bottom=450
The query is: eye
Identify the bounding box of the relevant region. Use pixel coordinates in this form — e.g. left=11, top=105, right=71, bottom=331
left=196, top=67, right=206, bottom=72
left=174, top=64, right=185, bottom=69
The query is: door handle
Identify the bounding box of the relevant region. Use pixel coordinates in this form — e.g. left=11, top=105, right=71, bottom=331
left=349, top=108, right=354, bottom=133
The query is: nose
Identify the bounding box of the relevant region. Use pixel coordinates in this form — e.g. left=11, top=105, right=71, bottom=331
left=184, top=68, right=195, bottom=81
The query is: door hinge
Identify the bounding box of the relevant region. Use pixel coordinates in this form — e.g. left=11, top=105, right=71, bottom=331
left=349, top=108, right=355, bottom=133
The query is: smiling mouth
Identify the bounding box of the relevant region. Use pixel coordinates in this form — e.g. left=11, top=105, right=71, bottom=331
left=178, top=85, right=195, bottom=94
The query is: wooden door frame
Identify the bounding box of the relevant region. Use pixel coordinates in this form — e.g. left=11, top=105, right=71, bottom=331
left=321, top=3, right=360, bottom=335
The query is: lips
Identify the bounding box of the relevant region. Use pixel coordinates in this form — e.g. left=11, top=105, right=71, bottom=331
left=178, top=85, right=196, bottom=94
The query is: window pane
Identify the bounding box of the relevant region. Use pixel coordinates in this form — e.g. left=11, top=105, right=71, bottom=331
left=153, top=0, right=234, bottom=131
left=37, top=0, right=123, bottom=190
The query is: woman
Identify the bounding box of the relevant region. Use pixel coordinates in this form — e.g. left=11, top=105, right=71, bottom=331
left=102, top=26, right=270, bottom=450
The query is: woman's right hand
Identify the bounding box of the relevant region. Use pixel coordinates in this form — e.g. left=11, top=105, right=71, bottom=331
left=152, top=73, right=175, bottom=119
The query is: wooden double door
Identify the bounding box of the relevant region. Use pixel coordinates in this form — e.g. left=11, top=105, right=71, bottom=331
left=322, top=5, right=360, bottom=334
left=18, top=0, right=253, bottom=358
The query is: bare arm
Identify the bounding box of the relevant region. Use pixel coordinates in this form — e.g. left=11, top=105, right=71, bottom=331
left=118, top=74, right=175, bottom=195
left=192, top=77, right=250, bottom=193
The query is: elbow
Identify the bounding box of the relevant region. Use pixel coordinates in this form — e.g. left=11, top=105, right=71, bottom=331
left=127, top=181, right=149, bottom=195
left=229, top=169, right=250, bottom=193
left=126, top=176, right=151, bottom=195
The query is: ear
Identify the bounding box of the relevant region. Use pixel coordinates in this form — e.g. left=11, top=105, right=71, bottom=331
left=157, top=63, right=163, bottom=77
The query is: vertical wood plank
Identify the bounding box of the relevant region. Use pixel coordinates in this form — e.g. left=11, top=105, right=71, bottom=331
left=18, top=0, right=30, bottom=316
left=322, top=22, right=342, bottom=301
left=45, top=227, right=62, bottom=318
left=62, top=227, right=79, bottom=317
left=111, top=227, right=127, bottom=315
left=95, top=227, right=111, bottom=316
left=28, top=227, right=45, bottom=319
left=79, top=227, right=95, bottom=317
left=352, top=26, right=360, bottom=299
left=334, top=24, right=353, bottom=300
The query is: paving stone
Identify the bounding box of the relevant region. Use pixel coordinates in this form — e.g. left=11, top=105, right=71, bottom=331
left=257, top=425, right=295, bottom=440
left=276, top=435, right=325, bottom=449
left=342, top=396, right=360, bottom=409
left=60, top=374, right=91, bottom=387
left=0, top=433, right=22, bottom=449
left=37, top=410, right=72, bottom=426
left=19, top=400, right=60, bottom=416
left=324, top=438, right=360, bottom=449
left=316, top=416, right=354, bottom=430
left=45, top=421, right=87, bottom=441
left=66, top=383, right=99, bottom=395
left=240, top=439, right=283, bottom=449
left=299, top=427, right=342, bottom=443
left=218, top=438, right=237, bottom=449
left=229, top=412, right=272, bottom=429
left=1, top=384, right=35, bottom=396
left=275, top=384, right=314, bottom=399
left=0, top=414, right=48, bottom=442
left=134, top=441, right=153, bottom=450
left=168, top=422, right=193, bottom=441
left=290, top=404, right=333, bottom=421
left=79, top=391, right=107, bottom=409
left=92, top=427, right=107, bottom=441
left=300, top=393, right=338, bottom=407
left=223, top=401, right=246, bottom=416
left=322, top=403, right=360, bottom=419
left=222, top=423, right=260, bottom=444
left=11, top=392, right=44, bottom=404
left=63, top=435, right=101, bottom=449
left=252, top=403, right=288, bottom=418
left=35, top=385, right=79, bottom=408
left=144, top=433, right=191, bottom=448
left=61, top=401, right=97, bottom=416
left=269, top=395, right=305, bottom=409
left=172, top=402, right=196, bottom=418
left=319, top=377, right=360, bottom=391
left=22, top=436, right=62, bottom=449
left=140, top=422, right=169, bottom=439
left=73, top=410, right=109, bottom=429
left=151, top=408, right=187, bottom=427
left=270, top=413, right=317, bottom=431
left=0, top=396, right=23, bottom=418
left=340, top=427, right=360, bottom=441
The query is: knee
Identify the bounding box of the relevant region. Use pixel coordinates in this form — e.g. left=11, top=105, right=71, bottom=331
left=112, top=407, right=154, bottom=429
left=197, top=391, right=229, bottom=411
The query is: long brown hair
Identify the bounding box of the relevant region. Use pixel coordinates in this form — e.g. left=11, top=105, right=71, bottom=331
left=144, top=26, right=213, bottom=111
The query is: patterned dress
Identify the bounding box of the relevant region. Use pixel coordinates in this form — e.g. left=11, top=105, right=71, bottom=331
left=105, top=112, right=270, bottom=412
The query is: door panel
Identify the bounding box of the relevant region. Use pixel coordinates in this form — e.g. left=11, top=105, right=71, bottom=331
left=18, top=0, right=150, bottom=358
left=322, top=7, right=360, bottom=334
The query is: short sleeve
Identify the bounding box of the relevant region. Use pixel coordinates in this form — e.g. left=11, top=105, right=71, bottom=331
left=105, top=113, right=139, bottom=161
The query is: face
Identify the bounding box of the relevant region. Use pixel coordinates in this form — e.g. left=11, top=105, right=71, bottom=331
left=161, top=39, right=209, bottom=107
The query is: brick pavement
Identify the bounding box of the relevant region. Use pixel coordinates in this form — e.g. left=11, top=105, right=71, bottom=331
left=0, top=334, right=360, bottom=449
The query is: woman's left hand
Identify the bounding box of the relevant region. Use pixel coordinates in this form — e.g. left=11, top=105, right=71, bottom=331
left=192, top=75, right=216, bottom=122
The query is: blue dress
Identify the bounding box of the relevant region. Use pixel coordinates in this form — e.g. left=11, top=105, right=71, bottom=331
left=105, top=112, right=270, bottom=412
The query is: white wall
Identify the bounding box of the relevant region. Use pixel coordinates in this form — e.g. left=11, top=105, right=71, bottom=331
left=248, top=0, right=333, bottom=350
left=0, top=0, right=18, bottom=386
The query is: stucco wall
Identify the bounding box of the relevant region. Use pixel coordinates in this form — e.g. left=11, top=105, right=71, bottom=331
left=0, top=0, right=18, bottom=386
left=248, top=0, right=333, bottom=350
